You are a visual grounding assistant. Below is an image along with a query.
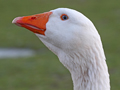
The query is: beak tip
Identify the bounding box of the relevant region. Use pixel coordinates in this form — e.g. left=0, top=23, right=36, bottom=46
left=12, top=17, right=24, bottom=27
left=12, top=19, right=16, bottom=24
left=12, top=17, right=23, bottom=24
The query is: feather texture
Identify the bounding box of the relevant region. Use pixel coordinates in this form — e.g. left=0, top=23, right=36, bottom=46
left=13, top=8, right=110, bottom=90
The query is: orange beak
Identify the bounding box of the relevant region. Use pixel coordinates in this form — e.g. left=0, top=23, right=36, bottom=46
left=12, top=12, right=52, bottom=35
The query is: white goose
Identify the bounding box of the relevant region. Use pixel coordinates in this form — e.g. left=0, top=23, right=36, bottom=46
left=12, top=8, right=110, bottom=90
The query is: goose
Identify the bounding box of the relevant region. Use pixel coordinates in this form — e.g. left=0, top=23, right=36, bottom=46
left=12, top=8, right=110, bottom=90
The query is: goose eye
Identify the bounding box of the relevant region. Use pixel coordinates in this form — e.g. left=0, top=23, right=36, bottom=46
left=60, top=14, right=69, bottom=20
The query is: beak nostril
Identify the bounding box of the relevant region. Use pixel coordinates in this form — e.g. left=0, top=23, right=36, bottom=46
left=31, top=17, right=36, bottom=20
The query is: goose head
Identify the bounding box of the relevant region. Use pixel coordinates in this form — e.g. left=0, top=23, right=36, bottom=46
left=12, top=8, right=110, bottom=90
left=12, top=8, right=103, bottom=67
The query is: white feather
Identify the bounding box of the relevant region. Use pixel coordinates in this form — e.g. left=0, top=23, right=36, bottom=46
left=36, top=8, right=110, bottom=90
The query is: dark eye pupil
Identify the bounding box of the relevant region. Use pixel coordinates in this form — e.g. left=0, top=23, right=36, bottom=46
left=62, top=15, right=68, bottom=20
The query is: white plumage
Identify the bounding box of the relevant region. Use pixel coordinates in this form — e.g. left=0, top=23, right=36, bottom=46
left=12, top=8, right=110, bottom=90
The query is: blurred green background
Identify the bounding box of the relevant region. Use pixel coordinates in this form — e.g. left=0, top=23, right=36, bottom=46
left=0, top=0, right=120, bottom=90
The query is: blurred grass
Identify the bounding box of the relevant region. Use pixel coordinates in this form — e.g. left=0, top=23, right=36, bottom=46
left=0, top=0, right=120, bottom=90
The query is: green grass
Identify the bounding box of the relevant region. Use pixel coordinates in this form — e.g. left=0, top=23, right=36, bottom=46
left=0, top=0, right=120, bottom=90
left=0, top=52, right=72, bottom=90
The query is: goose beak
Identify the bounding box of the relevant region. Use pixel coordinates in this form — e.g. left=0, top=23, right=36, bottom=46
left=12, top=12, right=52, bottom=35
